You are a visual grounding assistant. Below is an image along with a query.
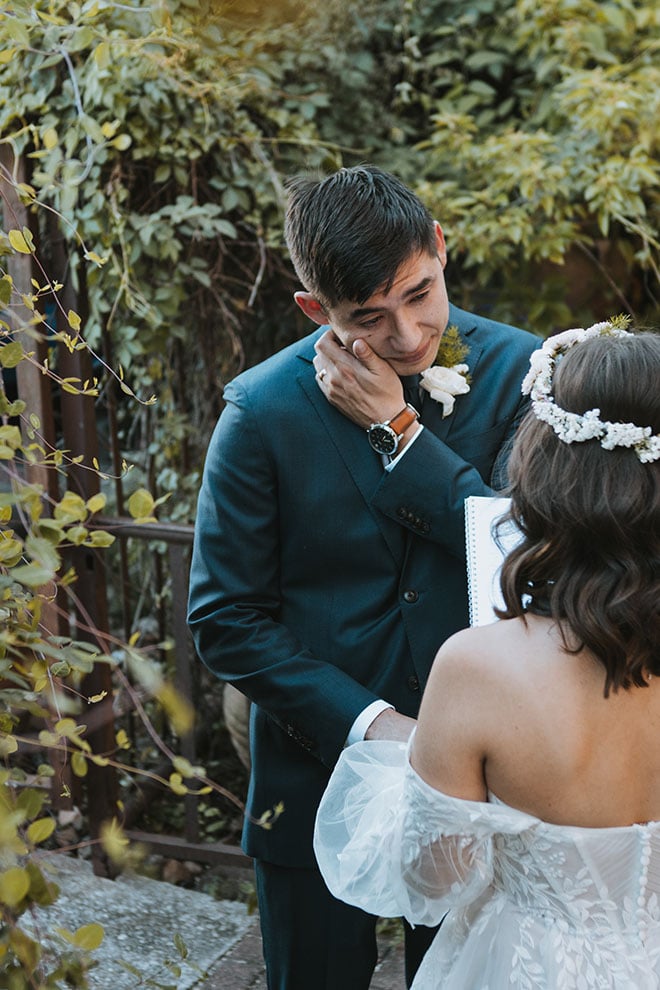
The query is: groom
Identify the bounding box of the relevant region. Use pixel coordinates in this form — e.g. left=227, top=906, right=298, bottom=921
left=187, top=165, right=538, bottom=988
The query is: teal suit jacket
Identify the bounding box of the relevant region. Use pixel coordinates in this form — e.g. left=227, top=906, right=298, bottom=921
left=187, top=305, right=539, bottom=865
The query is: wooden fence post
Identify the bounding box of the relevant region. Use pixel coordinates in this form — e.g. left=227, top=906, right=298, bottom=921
left=0, top=146, right=74, bottom=810
left=47, top=218, right=120, bottom=879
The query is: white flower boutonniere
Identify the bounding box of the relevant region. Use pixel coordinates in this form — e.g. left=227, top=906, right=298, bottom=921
left=420, top=363, right=470, bottom=418
left=420, top=325, right=471, bottom=418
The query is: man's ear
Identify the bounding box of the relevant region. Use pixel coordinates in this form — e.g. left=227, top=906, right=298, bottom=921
left=433, top=221, right=448, bottom=269
left=294, top=291, right=329, bottom=326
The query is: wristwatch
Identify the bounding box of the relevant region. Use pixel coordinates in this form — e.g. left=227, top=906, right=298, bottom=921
left=367, top=403, right=419, bottom=456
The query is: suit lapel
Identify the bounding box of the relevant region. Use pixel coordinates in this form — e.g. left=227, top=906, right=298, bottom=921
left=296, top=341, right=406, bottom=563
left=432, top=307, right=484, bottom=444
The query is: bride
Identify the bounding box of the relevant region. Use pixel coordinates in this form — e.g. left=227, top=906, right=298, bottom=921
left=314, top=322, right=660, bottom=988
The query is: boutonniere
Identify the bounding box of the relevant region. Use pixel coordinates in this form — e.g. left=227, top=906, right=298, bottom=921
left=420, top=324, right=471, bottom=418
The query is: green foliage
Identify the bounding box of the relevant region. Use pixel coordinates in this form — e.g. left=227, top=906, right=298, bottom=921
left=259, top=0, right=659, bottom=334
left=374, top=0, right=659, bottom=332
left=0, top=764, right=102, bottom=988
left=0, top=0, right=336, bottom=520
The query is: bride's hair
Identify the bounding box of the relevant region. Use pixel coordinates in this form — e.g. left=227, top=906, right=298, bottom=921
left=497, top=330, right=660, bottom=696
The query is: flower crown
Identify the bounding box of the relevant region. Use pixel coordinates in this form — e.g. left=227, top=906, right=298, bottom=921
left=521, top=320, right=660, bottom=464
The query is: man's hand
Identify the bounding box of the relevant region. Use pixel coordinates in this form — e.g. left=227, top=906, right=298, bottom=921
left=313, top=330, right=406, bottom=429
left=364, top=708, right=416, bottom=742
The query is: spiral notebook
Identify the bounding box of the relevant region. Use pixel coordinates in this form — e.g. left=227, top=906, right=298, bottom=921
left=464, top=496, right=521, bottom=626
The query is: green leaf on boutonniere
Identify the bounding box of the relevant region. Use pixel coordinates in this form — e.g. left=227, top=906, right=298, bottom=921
left=421, top=324, right=472, bottom=417
left=433, top=324, right=470, bottom=372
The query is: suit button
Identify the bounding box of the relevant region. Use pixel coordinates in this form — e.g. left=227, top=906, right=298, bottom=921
left=403, top=589, right=418, bottom=604
left=407, top=675, right=420, bottom=692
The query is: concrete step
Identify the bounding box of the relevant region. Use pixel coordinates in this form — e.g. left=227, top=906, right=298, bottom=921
left=24, top=854, right=251, bottom=989
left=24, top=854, right=406, bottom=989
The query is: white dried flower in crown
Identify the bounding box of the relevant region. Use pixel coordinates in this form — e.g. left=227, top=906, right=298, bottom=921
left=521, top=320, right=660, bottom=463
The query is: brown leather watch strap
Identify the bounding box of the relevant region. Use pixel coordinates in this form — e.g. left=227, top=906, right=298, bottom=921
left=388, top=403, right=419, bottom=436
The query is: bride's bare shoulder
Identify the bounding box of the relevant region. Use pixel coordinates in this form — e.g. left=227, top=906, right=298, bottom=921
left=414, top=617, right=550, bottom=797
left=422, top=616, right=564, bottom=719
left=433, top=615, right=550, bottom=673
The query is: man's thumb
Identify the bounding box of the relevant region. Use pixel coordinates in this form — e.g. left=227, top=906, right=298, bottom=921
left=353, top=338, right=376, bottom=364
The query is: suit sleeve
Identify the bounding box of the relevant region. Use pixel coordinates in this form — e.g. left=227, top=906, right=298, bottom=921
left=187, top=380, right=380, bottom=769
left=371, top=398, right=531, bottom=559
left=370, top=431, right=493, bottom=558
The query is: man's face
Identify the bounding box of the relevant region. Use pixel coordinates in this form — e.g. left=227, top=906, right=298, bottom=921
left=316, top=224, right=449, bottom=376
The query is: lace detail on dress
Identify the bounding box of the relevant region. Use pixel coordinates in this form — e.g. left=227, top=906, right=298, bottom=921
left=487, top=809, right=660, bottom=987
left=314, top=739, right=660, bottom=989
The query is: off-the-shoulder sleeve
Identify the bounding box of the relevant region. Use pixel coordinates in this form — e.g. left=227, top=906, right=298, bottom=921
left=314, top=738, right=537, bottom=926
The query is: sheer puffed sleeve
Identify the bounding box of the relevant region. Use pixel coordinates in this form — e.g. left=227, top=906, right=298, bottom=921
left=314, top=738, right=537, bottom=927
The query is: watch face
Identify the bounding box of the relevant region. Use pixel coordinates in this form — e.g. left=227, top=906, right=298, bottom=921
left=368, top=424, right=398, bottom=455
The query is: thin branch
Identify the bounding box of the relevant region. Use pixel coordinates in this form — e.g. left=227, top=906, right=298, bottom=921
left=247, top=234, right=267, bottom=309
left=574, top=241, right=636, bottom=319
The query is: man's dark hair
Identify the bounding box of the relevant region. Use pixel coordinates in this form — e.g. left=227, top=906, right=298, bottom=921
left=497, top=331, right=660, bottom=697
left=284, top=165, right=437, bottom=307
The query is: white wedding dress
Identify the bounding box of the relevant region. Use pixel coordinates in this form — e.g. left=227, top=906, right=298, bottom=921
left=314, top=738, right=660, bottom=989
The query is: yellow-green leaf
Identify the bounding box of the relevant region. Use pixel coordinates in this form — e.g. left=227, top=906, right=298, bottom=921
left=10, top=563, right=57, bottom=587
left=38, top=730, right=60, bottom=747
left=168, top=772, right=188, bottom=796
left=172, top=755, right=206, bottom=778
left=115, top=728, right=131, bottom=750
left=67, top=309, right=81, bottom=332
left=43, top=127, right=58, bottom=150
left=54, top=491, right=87, bottom=523
left=0, top=866, right=30, bottom=907
left=94, top=42, right=111, bottom=68
left=0, top=733, right=18, bottom=757
left=85, top=493, right=106, bottom=514
left=0, top=425, right=22, bottom=447
left=0, top=538, right=23, bottom=566
left=71, top=751, right=88, bottom=777
left=50, top=661, right=72, bottom=678
left=26, top=861, right=59, bottom=907
left=27, top=817, right=56, bottom=845
left=86, top=530, right=115, bottom=547
left=0, top=341, right=25, bottom=368
left=8, top=228, right=35, bottom=254
left=72, top=923, right=104, bottom=951
left=66, top=525, right=89, bottom=545
left=55, top=718, right=88, bottom=745
left=25, top=534, right=61, bottom=570
left=84, top=250, right=108, bottom=267
left=127, top=488, right=155, bottom=520
left=8, top=927, right=40, bottom=971
left=0, top=275, right=11, bottom=305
